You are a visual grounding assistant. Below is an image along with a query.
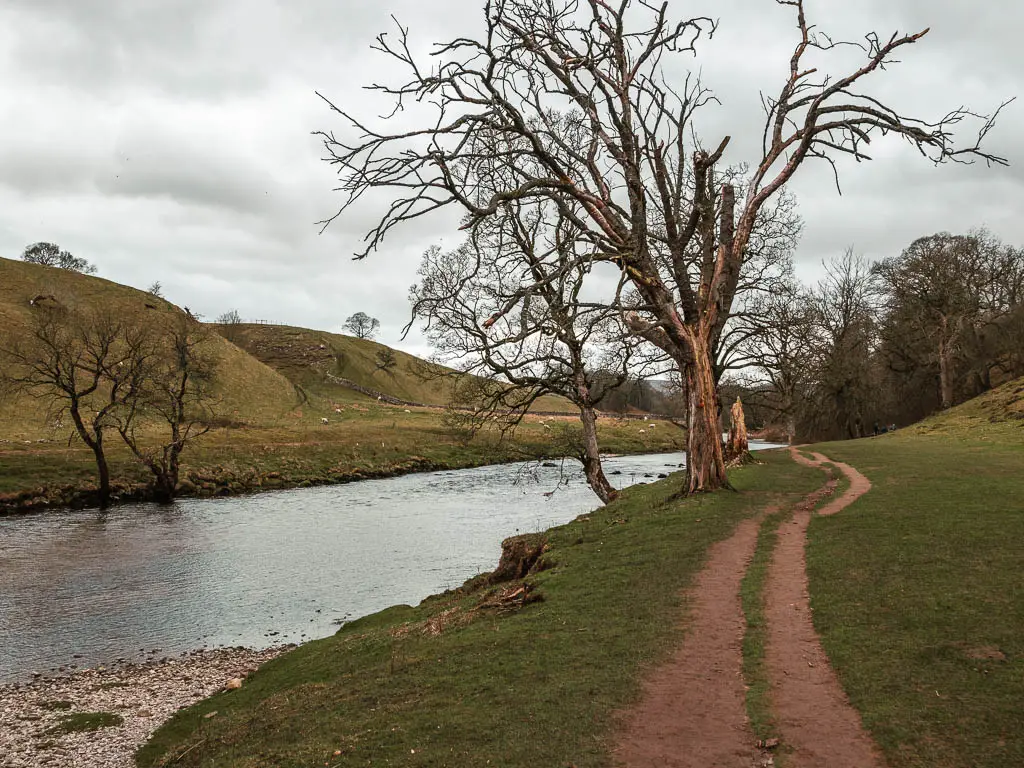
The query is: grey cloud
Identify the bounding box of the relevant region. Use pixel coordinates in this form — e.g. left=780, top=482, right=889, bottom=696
left=1, top=0, right=1022, bottom=361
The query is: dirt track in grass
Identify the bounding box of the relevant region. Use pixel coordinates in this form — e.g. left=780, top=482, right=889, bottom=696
left=614, top=449, right=881, bottom=768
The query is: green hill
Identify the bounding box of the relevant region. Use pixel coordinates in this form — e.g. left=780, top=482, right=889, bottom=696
left=211, top=322, right=573, bottom=412
left=910, top=373, right=1024, bottom=433
left=0, top=257, right=300, bottom=440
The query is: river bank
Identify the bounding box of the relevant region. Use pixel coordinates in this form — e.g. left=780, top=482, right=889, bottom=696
left=0, top=410, right=686, bottom=516
left=0, top=646, right=289, bottom=768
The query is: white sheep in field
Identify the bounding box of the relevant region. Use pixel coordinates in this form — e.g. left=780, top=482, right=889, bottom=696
left=320, top=417, right=329, bottom=425
left=638, top=429, right=646, bottom=435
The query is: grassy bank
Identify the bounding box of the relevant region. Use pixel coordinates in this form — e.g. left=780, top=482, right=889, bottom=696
left=806, top=409, right=1024, bottom=767
left=0, top=407, right=685, bottom=513
left=138, top=452, right=821, bottom=767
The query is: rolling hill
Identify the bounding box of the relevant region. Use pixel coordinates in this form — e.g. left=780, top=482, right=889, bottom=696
left=0, top=257, right=571, bottom=442
left=211, top=322, right=570, bottom=412
left=0, top=257, right=303, bottom=440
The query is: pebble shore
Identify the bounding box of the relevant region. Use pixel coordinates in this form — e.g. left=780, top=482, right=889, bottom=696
left=0, top=646, right=291, bottom=768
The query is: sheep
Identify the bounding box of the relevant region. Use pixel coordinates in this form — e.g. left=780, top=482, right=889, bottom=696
left=638, top=429, right=646, bottom=435
left=320, top=417, right=329, bottom=425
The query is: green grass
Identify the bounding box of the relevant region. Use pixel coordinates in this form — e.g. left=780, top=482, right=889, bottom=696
left=45, top=711, right=123, bottom=735
left=740, top=505, right=788, bottom=746
left=138, top=452, right=822, bottom=768
left=805, top=386, right=1024, bottom=768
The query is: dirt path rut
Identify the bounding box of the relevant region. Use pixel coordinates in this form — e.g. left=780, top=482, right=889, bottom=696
left=615, top=516, right=764, bottom=768
left=765, top=450, right=881, bottom=767
left=615, top=450, right=880, bottom=767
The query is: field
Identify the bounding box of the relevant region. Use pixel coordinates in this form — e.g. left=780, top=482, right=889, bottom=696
left=138, top=376, right=1024, bottom=768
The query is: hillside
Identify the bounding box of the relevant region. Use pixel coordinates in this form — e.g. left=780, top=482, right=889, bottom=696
left=910, top=373, right=1024, bottom=432
left=211, top=322, right=572, bottom=412
left=0, top=257, right=300, bottom=440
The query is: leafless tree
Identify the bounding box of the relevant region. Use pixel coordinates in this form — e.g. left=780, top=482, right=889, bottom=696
left=410, top=207, right=639, bottom=503
left=0, top=304, right=151, bottom=508
left=21, top=242, right=98, bottom=275
left=344, top=311, right=380, bottom=340
left=114, top=316, right=218, bottom=503
left=729, top=275, right=818, bottom=443
left=147, top=281, right=164, bottom=299
left=318, top=0, right=1007, bottom=492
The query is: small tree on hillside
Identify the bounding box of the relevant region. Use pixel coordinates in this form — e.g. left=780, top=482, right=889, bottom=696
left=374, top=347, right=397, bottom=373
left=0, top=304, right=151, bottom=508
left=114, top=316, right=218, bottom=503
left=21, top=242, right=97, bottom=275
left=148, top=281, right=164, bottom=298
left=344, top=312, right=380, bottom=340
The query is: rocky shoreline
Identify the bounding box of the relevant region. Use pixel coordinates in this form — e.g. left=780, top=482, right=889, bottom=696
left=0, top=646, right=291, bottom=768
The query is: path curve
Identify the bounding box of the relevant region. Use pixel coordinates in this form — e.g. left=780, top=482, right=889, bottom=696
left=765, top=449, right=883, bottom=767
left=788, top=448, right=872, bottom=515
left=615, top=516, right=765, bottom=768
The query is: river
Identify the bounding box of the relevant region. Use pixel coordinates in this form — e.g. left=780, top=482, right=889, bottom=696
left=0, top=445, right=781, bottom=683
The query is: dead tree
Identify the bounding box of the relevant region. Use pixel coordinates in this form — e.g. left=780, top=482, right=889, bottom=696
left=0, top=305, right=152, bottom=508
left=317, top=0, right=1007, bottom=493
left=725, top=396, right=749, bottom=461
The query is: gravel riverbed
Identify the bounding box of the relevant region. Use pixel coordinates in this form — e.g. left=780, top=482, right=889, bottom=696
left=0, top=646, right=291, bottom=768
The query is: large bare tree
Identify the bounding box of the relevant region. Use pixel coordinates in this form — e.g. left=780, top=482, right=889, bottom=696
left=318, top=0, right=1006, bottom=492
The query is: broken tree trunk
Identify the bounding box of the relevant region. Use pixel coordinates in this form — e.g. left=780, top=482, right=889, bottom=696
left=726, top=396, right=750, bottom=463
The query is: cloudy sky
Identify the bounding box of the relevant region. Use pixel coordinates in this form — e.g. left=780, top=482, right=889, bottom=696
left=1, top=0, right=1021, bottom=357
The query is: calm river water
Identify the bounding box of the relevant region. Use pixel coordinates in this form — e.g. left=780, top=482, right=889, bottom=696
left=0, top=446, right=780, bottom=682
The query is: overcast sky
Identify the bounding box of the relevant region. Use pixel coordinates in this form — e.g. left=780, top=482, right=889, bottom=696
left=1, top=0, right=1021, bottom=358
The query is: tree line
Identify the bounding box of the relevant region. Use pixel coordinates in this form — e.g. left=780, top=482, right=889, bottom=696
left=734, top=232, right=1024, bottom=442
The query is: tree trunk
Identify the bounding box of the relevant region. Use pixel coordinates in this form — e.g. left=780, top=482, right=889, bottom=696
left=726, top=396, right=749, bottom=460
left=938, top=323, right=955, bottom=409
left=684, top=340, right=728, bottom=493
left=578, top=404, right=618, bottom=504
left=92, top=440, right=111, bottom=510
left=573, top=368, right=617, bottom=505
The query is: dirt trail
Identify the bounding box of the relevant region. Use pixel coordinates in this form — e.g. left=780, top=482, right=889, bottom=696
left=788, top=448, right=872, bottom=516
left=614, top=450, right=880, bottom=767
left=615, top=516, right=764, bottom=768
left=763, top=449, right=883, bottom=768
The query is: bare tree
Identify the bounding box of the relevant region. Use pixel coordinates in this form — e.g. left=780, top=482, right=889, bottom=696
left=114, top=316, right=217, bottom=503
left=21, top=242, right=98, bottom=275
left=730, top=276, right=818, bottom=443
left=0, top=305, right=151, bottom=508
left=215, top=309, right=244, bottom=344
left=410, top=207, right=638, bottom=503
left=148, top=281, right=164, bottom=299
left=318, top=0, right=1006, bottom=493
left=344, top=312, right=380, bottom=340
left=217, top=309, right=242, bottom=325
